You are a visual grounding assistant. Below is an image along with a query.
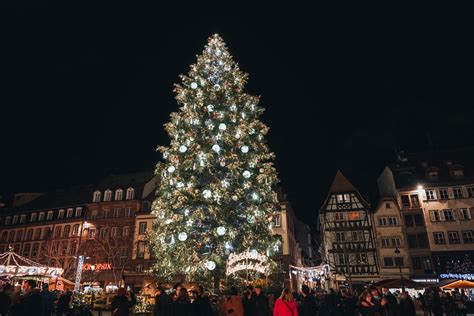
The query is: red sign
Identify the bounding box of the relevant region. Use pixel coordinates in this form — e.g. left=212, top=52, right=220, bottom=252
left=82, top=263, right=112, bottom=271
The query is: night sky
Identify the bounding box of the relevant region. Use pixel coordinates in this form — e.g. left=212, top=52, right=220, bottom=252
left=2, top=3, right=474, bottom=225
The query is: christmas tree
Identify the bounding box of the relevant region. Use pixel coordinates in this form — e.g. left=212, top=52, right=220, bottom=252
left=150, top=34, right=280, bottom=282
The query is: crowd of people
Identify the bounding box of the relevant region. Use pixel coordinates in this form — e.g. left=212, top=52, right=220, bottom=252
left=0, top=279, right=470, bottom=316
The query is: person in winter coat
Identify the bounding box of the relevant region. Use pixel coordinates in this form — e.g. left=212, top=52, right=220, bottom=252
left=242, top=288, right=256, bottom=316
left=358, top=291, right=381, bottom=316
left=56, top=289, right=72, bottom=316
left=398, top=292, right=416, bottom=316
left=10, top=279, right=43, bottom=316
left=223, top=287, right=245, bottom=316
left=298, top=285, right=317, bottom=316
left=172, top=287, right=192, bottom=316
left=0, top=283, right=13, bottom=316
left=111, top=288, right=137, bottom=316
left=273, top=288, right=298, bottom=316
left=255, top=286, right=271, bottom=316
left=40, top=283, right=57, bottom=316
left=381, top=288, right=398, bottom=316
left=154, top=286, right=172, bottom=316
left=192, top=285, right=214, bottom=316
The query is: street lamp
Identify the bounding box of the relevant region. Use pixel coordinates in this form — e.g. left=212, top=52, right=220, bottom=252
left=394, top=247, right=405, bottom=292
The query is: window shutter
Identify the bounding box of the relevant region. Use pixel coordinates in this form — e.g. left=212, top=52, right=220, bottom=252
left=452, top=209, right=457, bottom=220
left=439, top=210, right=446, bottom=221
left=448, top=188, right=454, bottom=199
left=462, top=187, right=469, bottom=198
left=458, top=209, right=465, bottom=221
left=469, top=208, right=474, bottom=219
left=421, top=190, right=427, bottom=200
left=432, top=190, right=437, bottom=199
left=429, top=210, right=436, bottom=222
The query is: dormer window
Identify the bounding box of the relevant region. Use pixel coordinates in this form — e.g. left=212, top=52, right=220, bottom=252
left=104, top=190, right=112, bottom=202
left=126, top=187, right=135, bottom=200
left=20, top=214, right=26, bottom=223
left=12, top=215, right=18, bottom=224
left=426, top=168, right=439, bottom=181
left=115, top=189, right=123, bottom=201
left=58, top=209, right=65, bottom=219
left=5, top=216, right=11, bottom=225
left=38, top=212, right=45, bottom=221
left=93, top=191, right=101, bottom=203
left=30, top=213, right=37, bottom=222
left=450, top=165, right=465, bottom=179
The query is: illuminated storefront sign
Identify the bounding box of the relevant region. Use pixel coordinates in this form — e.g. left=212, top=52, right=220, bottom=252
left=82, top=263, right=112, bottom=271
left=439, top=273, right=473, bottom=280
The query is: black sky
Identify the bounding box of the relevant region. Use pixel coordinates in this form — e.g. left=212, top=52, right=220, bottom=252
left=1, top=3, right=474, bottom=225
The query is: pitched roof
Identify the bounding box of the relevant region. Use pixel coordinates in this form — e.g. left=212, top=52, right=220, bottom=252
left=328, top=170, right=357, bottom=194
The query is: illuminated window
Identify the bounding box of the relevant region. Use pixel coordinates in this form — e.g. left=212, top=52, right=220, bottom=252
left=126, top=188, right=135, bottom=200
left=104, top=190, right=112, bottom=202
left=58, top=209, right=65, bottom=219
left=115, top=189, right=123, bottom=201
left=47, top=211, right=53, bottom=220
left=139, top=222, right=147, bottom=235
left=66, top=208, right=73, bottom=218
left=348, top=211, right=360, bottom=220
left=272, top=213, right=281, bottom=227
left=93, top=191, right=101, bottom=202
left=38, top=212, right=45, bottom=221
left=137, top=241, right=145, bottom=258
left=75, top=207, right=82, bottom=217
left=88, top=228, right=96, bottom=239
left=72, top=224, right=79, bottom=236
left=334, top=212, right=345, bottom=221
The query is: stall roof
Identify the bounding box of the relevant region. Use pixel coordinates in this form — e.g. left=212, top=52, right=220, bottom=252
left=440, top=279, right=474, bottom=289
left=373, top=278, right=425, bottom=289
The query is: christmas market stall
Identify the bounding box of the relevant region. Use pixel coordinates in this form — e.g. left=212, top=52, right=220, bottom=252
left=289, top=264, right=329, bottom=292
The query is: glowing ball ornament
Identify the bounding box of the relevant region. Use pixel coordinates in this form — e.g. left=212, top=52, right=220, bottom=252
left=243, top=171, right=251, bottom=179
left=218, top=123, right=227, bottom=131
left=241, top=145, right=249, bottom=153
left=203, top=190, right=212, bottom=199
left=250, top=249, right=258, bottom=259
left=205, top=261, right=216, bottom=271
left=212, top=144, right=221, bottom=153
left=207, top=104, right=214, bottom=112
left=216, top=226, right=226, bottom=236
left=167, top=166, right=175, bottom=173
left=165, top=219, right=173, bottom=225
left=179, top=145, right=187, bottom=153
left=190, top=82, right=198, bottom=89
left=178, top=232, right=188, bottom=241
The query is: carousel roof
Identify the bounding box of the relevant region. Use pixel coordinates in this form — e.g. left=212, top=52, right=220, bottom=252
left=0, top=247, right=63, bottom=278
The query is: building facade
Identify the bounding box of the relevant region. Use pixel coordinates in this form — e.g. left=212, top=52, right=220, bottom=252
left=320, top=171, right=379, bottom=288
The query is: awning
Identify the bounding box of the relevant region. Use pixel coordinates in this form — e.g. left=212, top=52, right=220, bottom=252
left=373, top=278, right=425, bottom=289
left=440, top=279, right=474, bottom=289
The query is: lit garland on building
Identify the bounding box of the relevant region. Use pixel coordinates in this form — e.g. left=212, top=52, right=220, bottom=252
left=149, top=34, right=280, bottom=281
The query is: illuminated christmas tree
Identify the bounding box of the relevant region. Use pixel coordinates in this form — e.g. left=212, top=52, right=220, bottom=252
left=150, top=34, right=280, bottom=282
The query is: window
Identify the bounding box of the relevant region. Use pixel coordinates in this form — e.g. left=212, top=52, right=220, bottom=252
left=462, top=231, right=473, bottom=243
left=58, top=209, right=65, bottom=219
left=33, top=228, right=41, bottom=240
left=348, top=211, right=360, bottom=220
left=139, top=222, right=147, bottom=235
left=111, top=227, right=118, bottom=237
left=26, top=229, right=33, bottom=241
left=335, top=232, right=345, bottom=242
left=389, top=217, right=398, bottom=226
left=336, top=253, right=346, bottom=265
left=412, top=257, right=423, bottom=270
left=66, top=208, right=73, bottom=218
left=121, top=247, right=128, bottom=257
left=395, top=256, right=404, bottom=267
left=351, top=231, right=363, bottom=241
left=401, top=195, right=410, bottom=208
left=47, top=211, right=53, bottom=220
left=135, top=264, right=143, bottom=273
left=12, top=216, right=18, bottom=224
left=20, top=214, right=26, bottom=223
left=113, top=208, right=121, bottom=218
left=122, top=226, right=130, bottom=238
left=0, top=232, right=7, bottom=242
left=439, top=188, right=449, bottom=200
left=75, top=207, right=82, bottom=217
left=410, top=195, right=420, bottom=207
left=137, top=241, right=145, bottom=258
left=104, top=190, right=112, bottom=202
left=54, top=227, right=61, bottom=238
left=384, top=257, right=394, bottom=267
left=407, top=234, right=417, bottom=248
left=100, top=228, right=107, bottom=238
left=443, top=209, right=455, bottom=221
left=467, top=186, right=474, bottom=198
left=124, top=207, right=132, bottom=217
left=63, top=225, right=70, bottom=238
left=60, top=241, right=68, bottom=256
left=115, top=189, right=123, bottom=201
left=378, top=217, right=387, bottom=226
left=31, top=243, right=39, bottom=258
left=5, top=217, right=11, bottom=225
left=8, top=231, right=15, bottom=242
left=433, top=232, right=445, bottom=244
left=93, top=191, right=101, bottom=202
left=448, top=231, right=460, bottom=244
left=88, top=228, right=96, bottom=239
left=414, top=214, right=424, bottom=226
left=23, top=243, right=31, bottom=257
left=459, top=208, right=471, bottom=221
left=452, top=169, right=464, bottom=178
left=90, top=209, right=98, bottom=219
left=453, top=187, right=463, bottom=199
left=15, top=230, right=23, bottom=242
left=381, top=238, right=391, bottom=247
left=73, top=224, right=79, bottom=236
left=69, top=241, right=77, bottom=256
left=418, top=234, right=428, bottom=248
left=427, top=170, right=439, bottom=180
left=38, top=212, right=45, bottom=221
left=126, top=188, right=135, bottom=200
left=337, top=194, right=344, bottom=203
left=426, top=189, right=436, bottom=200
left=103, top=209, right=110, bottom=219
left=385, top=202, right=391, bottom=209
left=43, top=227, right=51, bottom=239
left=391, top=238, right=401, bottom=247
left=334, top=212, right=345, bottom=221
left=30, top=213, right=37, bottom=222
left=430, top=210, right=441, bottom=222
left=272, top=213, right=281, bottom=227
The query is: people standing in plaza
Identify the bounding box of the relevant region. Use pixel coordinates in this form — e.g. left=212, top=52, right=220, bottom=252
left=9, top=279, right=43, bottom=316
left=172, top=286, right=192, bottom=316
left=380, top=287, right=398, bottom=316
left=273, top=288, right=298, bottom=316
left=358, top=291, right=381, bottom=316
left=111, top=287, right=137, bottom=316
left=223, top=286, right=244, bottom=316
left=298, top=285, right=317, bottom=316
left=242, top=286, right=256, bottom=316
left=56, top=289, right=72, bottom=316
left=398, top=292, right=416, bottom=316
left=254, top=286, right=271, bottom=316
left=192, top=285, right=214, bottom=316
left=154, top=285, right=172, bottom=316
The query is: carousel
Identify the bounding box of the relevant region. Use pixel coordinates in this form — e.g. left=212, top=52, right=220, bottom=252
left=0, top=247, right=64, bottom=286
